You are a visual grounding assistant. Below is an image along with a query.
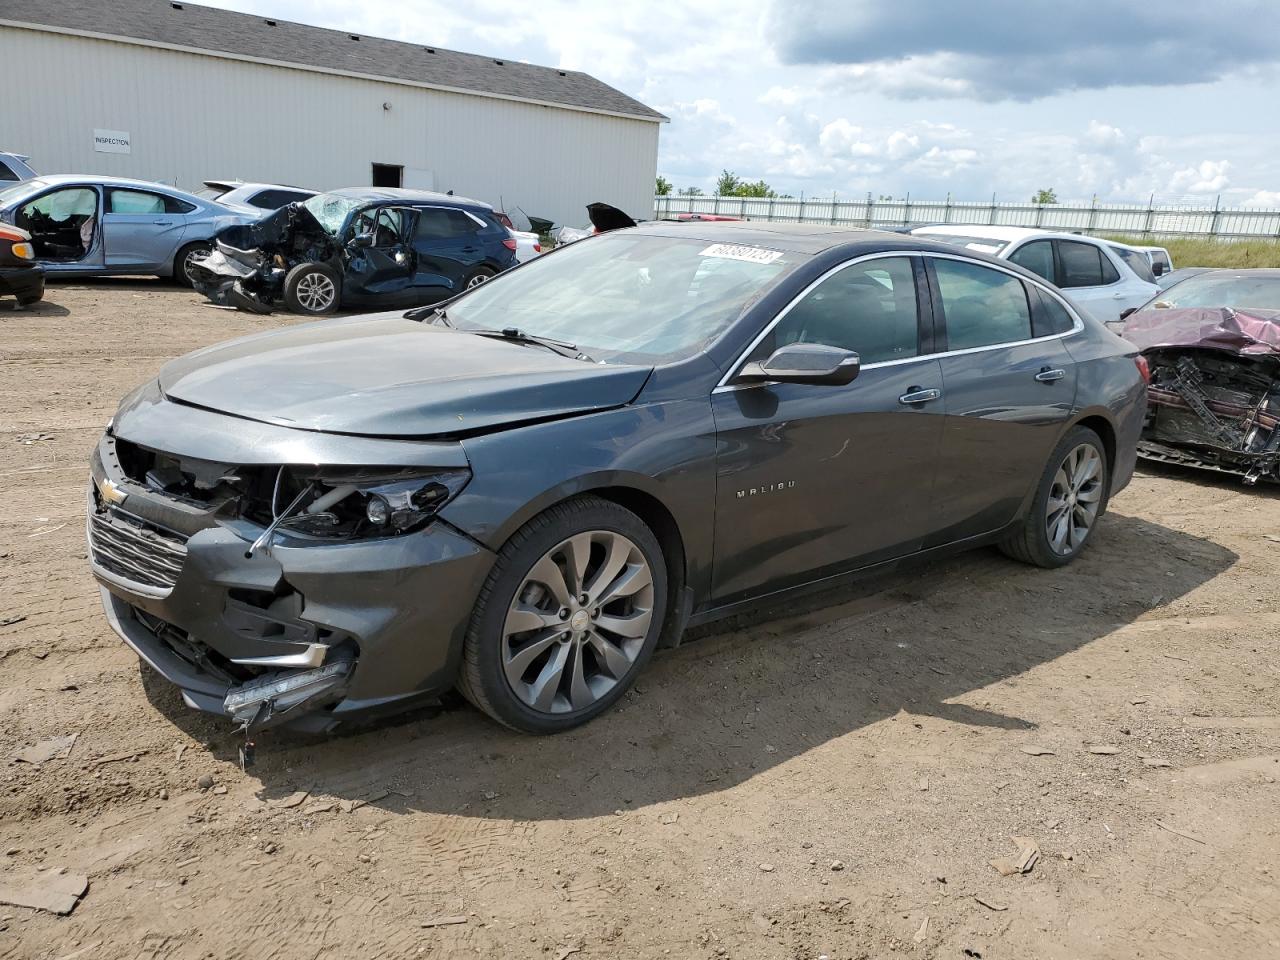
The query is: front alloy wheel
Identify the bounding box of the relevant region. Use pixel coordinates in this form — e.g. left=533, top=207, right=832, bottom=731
left=1045, top=443, right=1103, bottom=555
left=501, top=531, right=654, bottom=714
left=458, top=496, right=668, bottom=733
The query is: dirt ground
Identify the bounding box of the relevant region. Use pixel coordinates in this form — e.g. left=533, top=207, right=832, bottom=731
left=2, top=280, right=1278, bottom=960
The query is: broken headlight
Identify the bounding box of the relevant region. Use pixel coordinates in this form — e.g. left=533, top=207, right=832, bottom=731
left=249, top=466, right=470, bottom=541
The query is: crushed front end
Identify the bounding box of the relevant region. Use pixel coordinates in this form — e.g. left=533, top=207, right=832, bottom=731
left=190, top=202, right=337, bottom=314
left=88, top=386, right=496, bottom=735
left=1126, top=307, right=1280, bottom=484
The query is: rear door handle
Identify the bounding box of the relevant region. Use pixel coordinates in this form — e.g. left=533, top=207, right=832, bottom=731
left=152, top=220, right=170, bottom=225
left=899, top=387, right=941, bottom=405
left=1035, top=368, right=1066, bottom=383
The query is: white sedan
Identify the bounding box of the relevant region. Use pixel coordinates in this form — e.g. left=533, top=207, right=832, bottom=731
left=910, top=225, right=1159, bottom=323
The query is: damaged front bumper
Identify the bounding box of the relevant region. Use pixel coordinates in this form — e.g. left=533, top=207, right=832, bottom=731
left=190, top=246, right=280, bottom=315
left=88, top=420, right=496, bottom=734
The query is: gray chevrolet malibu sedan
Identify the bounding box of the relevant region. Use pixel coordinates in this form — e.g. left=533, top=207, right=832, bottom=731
left=89, top=222, right=1147, bottom=737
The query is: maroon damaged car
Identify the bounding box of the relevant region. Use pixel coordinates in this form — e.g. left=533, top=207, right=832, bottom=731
left=1122, top=268, right=1280, bottom=484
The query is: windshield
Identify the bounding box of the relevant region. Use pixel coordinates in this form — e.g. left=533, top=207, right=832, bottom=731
left=302, top=193, right=362, bottom=236
left=0, top=178, right=45, bottom=206
left=441, top=232, right=798, bottom=364
left=915, top=232, right=1009, bottom=255
left=1142, top=272, right=1280, bottom=313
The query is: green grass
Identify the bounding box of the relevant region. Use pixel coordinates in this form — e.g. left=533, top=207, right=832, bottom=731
left=1102, top=235, right=1280, bottom=269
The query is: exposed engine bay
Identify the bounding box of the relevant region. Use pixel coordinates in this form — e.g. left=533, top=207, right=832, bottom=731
left=1124, top=307, right=1280, bottom=485
left=188, top=201, right=337, bottom=314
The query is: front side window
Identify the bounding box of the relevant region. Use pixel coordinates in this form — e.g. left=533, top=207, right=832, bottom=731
left=1008, top=240, right=1054, bottom=282
left=443, top=233, right=796, bottom=364
left=16, top=186, right=99, bottom=262
left=1108, top=244, right=1156, bottom=283
left=1056, top=240, right=1112, bottom=288
left=351, top=207, right=405, bottom=247
left=752, top=256, right=920, bottom=366
left=933, top=258, right=1033, bottom=350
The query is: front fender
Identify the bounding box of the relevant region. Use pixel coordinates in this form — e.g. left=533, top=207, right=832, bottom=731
left=440, top=398, right=719, bottom=603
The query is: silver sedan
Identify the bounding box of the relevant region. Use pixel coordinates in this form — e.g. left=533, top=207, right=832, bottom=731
left=0, top=175, right=253, bottom=285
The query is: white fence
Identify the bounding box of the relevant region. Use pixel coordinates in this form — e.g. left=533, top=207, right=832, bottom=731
left=651, top=195, right=1280, bottom=240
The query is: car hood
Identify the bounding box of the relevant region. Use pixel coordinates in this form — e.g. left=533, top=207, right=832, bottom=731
left=157, top=314, right=653, bottom=437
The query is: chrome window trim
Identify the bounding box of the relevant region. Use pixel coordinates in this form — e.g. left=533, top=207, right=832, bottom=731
left=714, top=249, right=1085, bottom=392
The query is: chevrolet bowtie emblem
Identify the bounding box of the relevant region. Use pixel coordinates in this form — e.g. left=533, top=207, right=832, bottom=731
left=97, top=477, right=128, bottom=506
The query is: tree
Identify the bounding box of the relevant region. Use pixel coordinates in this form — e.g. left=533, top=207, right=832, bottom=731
left=1032, top=187, right=1058, bottom=204
left=715, top=169, right=778, bottom=198
left=655, top=175, right=672, bottom=196
left=716, top=169, right=741, bottom=196
left=678, top=186, right=704, bottom=196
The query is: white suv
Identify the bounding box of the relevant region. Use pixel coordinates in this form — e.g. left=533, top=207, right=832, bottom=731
left=910, top=225, right=1159, bottom=322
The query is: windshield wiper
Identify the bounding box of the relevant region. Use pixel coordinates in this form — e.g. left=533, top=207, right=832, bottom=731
left=405, top=304, right=451, bottom=324
left=469, top=327, right=594, bottom=363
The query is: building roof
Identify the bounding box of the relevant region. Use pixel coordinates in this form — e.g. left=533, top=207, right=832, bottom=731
left=0, top=0, right=667, bottom=123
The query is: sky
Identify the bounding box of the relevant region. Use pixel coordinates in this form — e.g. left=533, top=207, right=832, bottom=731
left=201, top=0, right=1280, bottom=206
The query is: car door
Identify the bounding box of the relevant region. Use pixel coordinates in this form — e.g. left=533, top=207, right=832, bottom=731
left=411, top=206, right=487, bottom=299
left=710, top=254, right=945, bottom=604
left=923, top=254, right=1079, bottom=546
left=102, top=188, right=190, bottom=271
left=343, top=205, right=417, bottom=305
left=11, top=185, right=104, bottom=273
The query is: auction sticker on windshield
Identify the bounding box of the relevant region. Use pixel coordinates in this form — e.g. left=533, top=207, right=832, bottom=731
left=699, top=243, right=783, bottom=265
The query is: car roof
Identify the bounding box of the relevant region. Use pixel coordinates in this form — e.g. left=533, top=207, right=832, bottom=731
left=1180, top=267, right=1280, bottom=276
left=913, top=224, right=1112, bottom=245
left=629, top=220, right=1025, bottom=261
left=13, top=173, right=208, bottom=199
left=207, top=180, right=314, bottom=193
left=325, top=186, right=491, bottom=210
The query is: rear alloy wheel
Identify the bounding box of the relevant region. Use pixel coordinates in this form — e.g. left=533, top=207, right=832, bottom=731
left=999, top=425, right=1109, bottom=568
left=174, top=241, right=211, bottom=287
left=283, top=262, right=340, bottom=316
left=464, top=267, right=495, bottom=289
left=458, top=497, right=667, bottom=733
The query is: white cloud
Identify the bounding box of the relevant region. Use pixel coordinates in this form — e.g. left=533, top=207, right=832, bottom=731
left=1244, top=190, right=1280, bottom=207
left=1085, top=121, right=1126, bottom=151
left=1169, top=160, right=1232, bottom=194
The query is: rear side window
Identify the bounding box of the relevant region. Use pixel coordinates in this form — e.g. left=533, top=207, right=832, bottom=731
left=933, top=258, right=1033, bottom=350
left=758, top=256, right=920, bottom=365
left=1056, top=240, right=1117, bottom=288
left=416, top=207, right=482, bottom=240
left=249, top=189, right=311, bottom=209
left=107, top=189, right=193, bottom=215
left=1008, top=240, right=1054, bottom=282
left=1030, top=286, right=1077, bottom=337
left=0, top=161, right=17, bottom=182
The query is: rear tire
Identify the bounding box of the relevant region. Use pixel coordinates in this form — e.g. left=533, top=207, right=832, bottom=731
left=458, top=496, right=667, bottom=734
left=283, top=262, right=340, bottom=315
left=1000, top=425, right=1109, bottom=568
left=463, top=266, right=496, bottom=290
left=173, top=241, right=211, bottom=288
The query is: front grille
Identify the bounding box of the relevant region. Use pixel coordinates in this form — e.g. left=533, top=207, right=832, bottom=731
left=89, top=509, right=188, bottom=592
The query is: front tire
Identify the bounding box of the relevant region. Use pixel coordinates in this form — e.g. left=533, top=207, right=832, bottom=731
left=173, top=241, right=211, bottom=288
left=458, top=496, right=668, bottom=733
left=1000, top=425, right=1109, bottom=568
left=283, top=262, right=340, bottom=315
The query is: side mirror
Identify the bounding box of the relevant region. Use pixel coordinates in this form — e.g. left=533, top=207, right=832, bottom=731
left=735, top=343, right=861, bottom=387
left=1119, top=307, right=1137, bottom=320
left=1150, top=261, right=1166, bottom=277
left=349, top=232, right=375, bottom=249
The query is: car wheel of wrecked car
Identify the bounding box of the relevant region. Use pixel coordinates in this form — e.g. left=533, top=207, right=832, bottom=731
left=465, top=266, right=496, bottom=290
left=1000, top=426, right=1109, bottom=568
left=284, top=262, right=341, bottom=315
left=458, top=496, right=667, bottom=733
left=174, top=242, right=211, bottom=288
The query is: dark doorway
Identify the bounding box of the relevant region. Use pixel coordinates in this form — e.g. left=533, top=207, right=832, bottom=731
left=371, top=163, right=403, bottom=188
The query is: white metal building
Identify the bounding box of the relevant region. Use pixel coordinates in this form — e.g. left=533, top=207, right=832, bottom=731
left=0, top=0, right=666, bottom=226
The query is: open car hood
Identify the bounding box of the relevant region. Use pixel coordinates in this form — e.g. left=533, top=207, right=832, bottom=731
left=1124, top=307, right=1280, bottom=356
left=158, top=315, right=652, bottom=438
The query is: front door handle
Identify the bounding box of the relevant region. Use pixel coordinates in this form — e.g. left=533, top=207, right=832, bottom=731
left=1035, top=367, right=1066, bottom=383
left=899, top=387, right=941, bottom=405
left=152, top=220, right=170, bottom=225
